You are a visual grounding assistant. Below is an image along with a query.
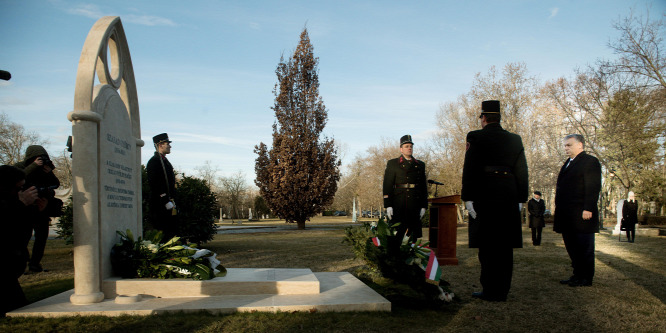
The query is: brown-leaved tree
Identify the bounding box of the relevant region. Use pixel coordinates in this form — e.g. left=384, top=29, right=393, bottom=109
left=254, top=28, right=340, bottom=229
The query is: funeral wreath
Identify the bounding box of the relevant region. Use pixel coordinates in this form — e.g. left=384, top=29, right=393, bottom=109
left=344, top=218, right=454, bottom=303
left=110, top=229, right=226, bottom=280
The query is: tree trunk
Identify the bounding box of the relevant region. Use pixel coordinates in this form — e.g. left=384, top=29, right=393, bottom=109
left=297, top=220, right=306, bottom=230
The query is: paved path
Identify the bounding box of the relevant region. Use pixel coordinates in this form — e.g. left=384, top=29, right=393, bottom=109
left=45, top=223, right=358, bottom=239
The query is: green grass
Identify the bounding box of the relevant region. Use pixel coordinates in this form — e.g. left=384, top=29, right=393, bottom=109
left=3, top=218, right=666, bottom=333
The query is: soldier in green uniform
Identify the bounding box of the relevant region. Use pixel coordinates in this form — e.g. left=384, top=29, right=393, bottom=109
left=146, top=133, right=177, bottom=240
left=383, top=135, right=428, bottom=249
left=461, top=100, right=529, bottom=302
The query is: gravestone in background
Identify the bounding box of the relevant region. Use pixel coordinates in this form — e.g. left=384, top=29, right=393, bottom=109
left=67, top=16, right=143, bottom=305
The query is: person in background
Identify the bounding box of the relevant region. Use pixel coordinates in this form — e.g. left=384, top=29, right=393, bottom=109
left=0, top=165, right=39, bottom=316
left=622, top=191, right=638, bottom=243
left=528, top=191, right=546, bottom=246
left=14, top=145, right=61, bottom=273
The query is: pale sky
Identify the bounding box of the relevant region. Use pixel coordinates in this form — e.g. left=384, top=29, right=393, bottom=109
left=1, top=0, right=664, bottom=185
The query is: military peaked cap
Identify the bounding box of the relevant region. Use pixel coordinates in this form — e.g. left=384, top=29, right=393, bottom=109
left=153, top=133, right=172, bottom=144
left=400, top=134, right=413, bottom=146
left=480, top=100, right=501, bottom=117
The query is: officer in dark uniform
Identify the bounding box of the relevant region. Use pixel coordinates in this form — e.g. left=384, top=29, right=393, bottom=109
left=146, top=133, right=177, bottom=240
left=382, top=135, right=428, bottom=249
left=461, top=100, right=529, bottom=302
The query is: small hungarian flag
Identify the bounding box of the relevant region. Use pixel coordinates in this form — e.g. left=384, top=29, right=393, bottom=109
left=425, top=251, right=442, bottom=285
left=372, top=237, right=381, bottom=247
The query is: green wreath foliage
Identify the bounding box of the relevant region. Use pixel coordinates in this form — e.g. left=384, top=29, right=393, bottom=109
left=110, top=229, right=226, bottom=280
left=344, top=218, right=453, bottom=303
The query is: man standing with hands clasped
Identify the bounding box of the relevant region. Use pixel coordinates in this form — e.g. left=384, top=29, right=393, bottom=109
left=528, top=191, right=546, bottom=246
left=461, top=100, right=529, bottom=302
left=147, top=133, right=178, bottom=240
left=555, top=134, right=601, bottom=287
left=383, top=135, right=428, bottom=250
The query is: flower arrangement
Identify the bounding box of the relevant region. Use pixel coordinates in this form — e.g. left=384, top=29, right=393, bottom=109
left=344, top=218, right=454, bottom=303
left=110, top=229, right=226, bottom=280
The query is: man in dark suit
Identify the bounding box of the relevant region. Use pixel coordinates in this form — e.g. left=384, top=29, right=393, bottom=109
left=146, top=133, right=177, bottom=240
left=554, top=134, right=601, bottom=287
left=528, top=191, right=546, bottom=246
left=382, top=135, right=428, bottom=249
left=461, top=100, right=529, bottom=302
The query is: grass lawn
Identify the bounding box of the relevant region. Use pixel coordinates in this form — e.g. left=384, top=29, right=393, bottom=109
left=3, top=217, right=665, bottom=333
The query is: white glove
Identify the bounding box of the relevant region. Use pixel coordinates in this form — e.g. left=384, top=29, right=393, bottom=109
left=165, top=201, right=174, bottom=210
left=518, top=203, right=523, bottom=211
left=465, top=201, right=477, bottom=219
left=386, top=207, right=393, bottom=220
left=420, top=208, right=426, bottom=219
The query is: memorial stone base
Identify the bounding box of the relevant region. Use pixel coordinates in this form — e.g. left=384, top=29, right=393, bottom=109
left=7, top=268, right=390, bottom=317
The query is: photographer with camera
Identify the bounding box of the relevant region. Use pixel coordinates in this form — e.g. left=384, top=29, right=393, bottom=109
left=13, top=145, right=62, bottom=273
left=0, top=165, right=39, bottom=315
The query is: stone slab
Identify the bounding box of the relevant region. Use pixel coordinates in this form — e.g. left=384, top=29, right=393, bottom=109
left=102, top=268, right=320, bottom=297
left=7, top=272, right=390, bottom=317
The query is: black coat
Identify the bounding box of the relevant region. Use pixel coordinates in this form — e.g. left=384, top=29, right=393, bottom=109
left=14, top=146, right=61, bottom=221
left=382, top=155, right=428, bottom=238
left=146, top=152, right=176, bottom=210
left=553, top=152, right=602, bottom=234
left=622, top=200, right=638, bottom=230
left=528, top=198, right=546, bottom=228
left=461, top=123, right=529, bottom=248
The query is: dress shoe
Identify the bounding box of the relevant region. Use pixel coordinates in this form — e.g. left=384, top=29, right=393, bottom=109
left=28, top=264, right=44, bottom=273
left=472, top=291, right=506, bottom=302
left=560, top=276, right=577, bottom=284
left=568, top=278, right=592, bottom=287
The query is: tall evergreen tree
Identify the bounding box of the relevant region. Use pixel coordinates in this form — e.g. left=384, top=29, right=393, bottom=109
left=254, top=28, right=340, bottom=229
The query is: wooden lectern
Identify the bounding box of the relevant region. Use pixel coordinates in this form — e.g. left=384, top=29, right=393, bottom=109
left=428, top=195, right=461, bottom=265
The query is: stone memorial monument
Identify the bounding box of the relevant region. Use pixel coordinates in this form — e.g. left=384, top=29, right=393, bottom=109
left=613, top=199, right=625, bottom=235
left=67, top=16, right=143, bottom=304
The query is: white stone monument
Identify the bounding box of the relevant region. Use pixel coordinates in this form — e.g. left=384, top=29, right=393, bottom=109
left=352, top=198, right=357, bottom=223
left=613, top=199, right=625, bottom=235
left=67, top=16, right=143, bottom=304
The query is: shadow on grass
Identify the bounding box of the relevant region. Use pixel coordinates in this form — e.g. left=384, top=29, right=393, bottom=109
left=596, top=250, right=666, bottom=305
left=22, top=278, right=73, bottom=304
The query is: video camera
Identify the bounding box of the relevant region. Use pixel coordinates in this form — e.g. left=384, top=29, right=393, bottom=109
left=37, top=154, right=56, bottom=170
left=37, top=185, right=59, bottom=199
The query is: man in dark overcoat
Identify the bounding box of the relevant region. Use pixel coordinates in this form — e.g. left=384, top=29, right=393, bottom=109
left=461, top=100, right=529, bottom=302
left=621, top=191, right=638, bottom=242
left=554, top=134, right=601, bottom=287
left=383, top=135, right=428, bottom=249
left=146, top=133, right=177, bottom=240
left=14, top=145, right=61, bottom=273
left=528, top=191, right=546, bottom=246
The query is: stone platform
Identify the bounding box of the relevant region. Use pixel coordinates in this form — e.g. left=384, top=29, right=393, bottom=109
left=8, top=269, right=390, bottom=317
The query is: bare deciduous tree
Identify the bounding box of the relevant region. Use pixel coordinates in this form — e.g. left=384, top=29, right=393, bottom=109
left=195, top=160, right=220, bottom=191
left=219, top=171, right=248, bottom=220
left=433, top=63, right=562, bottom=206
left=0, top=112, right=47, bottom=165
